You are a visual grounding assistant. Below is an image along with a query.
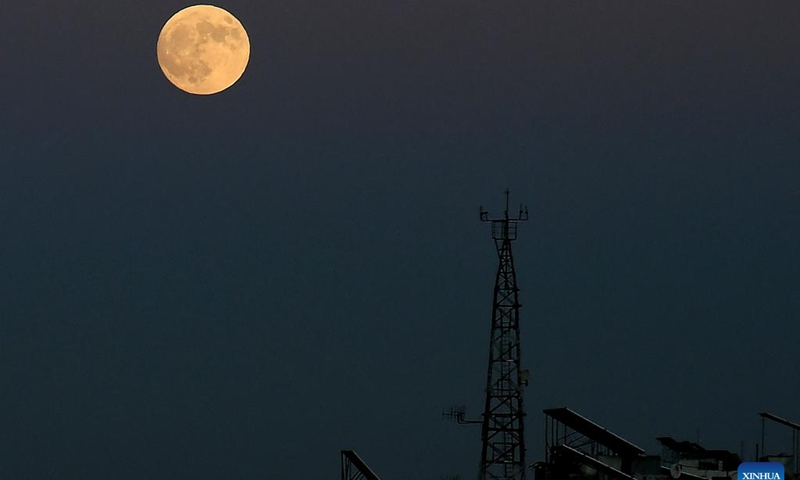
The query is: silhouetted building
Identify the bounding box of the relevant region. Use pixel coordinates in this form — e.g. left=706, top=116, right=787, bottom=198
left=533, top=408, right=742, bottom=480
left=657, top=437, right=739, bottom=480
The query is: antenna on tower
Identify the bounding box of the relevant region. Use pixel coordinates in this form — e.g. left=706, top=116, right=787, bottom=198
left=480, top=189, right=528, bottom=244
left=442, top=405, right=481, bottom=425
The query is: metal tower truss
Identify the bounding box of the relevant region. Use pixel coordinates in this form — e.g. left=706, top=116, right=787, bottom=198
left=477, top=190, right=530, bottom=480
left=341, top=450, right=382, bottom=480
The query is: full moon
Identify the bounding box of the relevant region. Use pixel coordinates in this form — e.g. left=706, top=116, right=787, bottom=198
left=157, top=5, right=250, bottom=95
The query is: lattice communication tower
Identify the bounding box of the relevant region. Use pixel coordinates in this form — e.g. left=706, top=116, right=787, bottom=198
left=477, top=190, right=529, bottom=480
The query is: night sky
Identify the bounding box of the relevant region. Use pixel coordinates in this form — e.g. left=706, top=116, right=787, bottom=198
left=2, top=0, right=799, bottom=479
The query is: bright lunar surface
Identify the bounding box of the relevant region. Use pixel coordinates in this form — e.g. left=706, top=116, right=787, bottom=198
left=157, top=5, right=250, bottom=95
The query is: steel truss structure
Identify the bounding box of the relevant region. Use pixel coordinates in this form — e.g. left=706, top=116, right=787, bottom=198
left=477, top=190, right=530, bottom=480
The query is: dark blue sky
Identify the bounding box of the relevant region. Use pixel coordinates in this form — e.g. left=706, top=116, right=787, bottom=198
left=1, top=1, right=798, bottom=479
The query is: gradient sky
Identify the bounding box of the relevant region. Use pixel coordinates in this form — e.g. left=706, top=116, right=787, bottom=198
left=1, top=1, right=799, bottom=479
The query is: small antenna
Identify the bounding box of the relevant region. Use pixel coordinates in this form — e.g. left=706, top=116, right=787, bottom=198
left=442, top=405, right=481, bottom=425
left=480, top=190, right=529, bottom=224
